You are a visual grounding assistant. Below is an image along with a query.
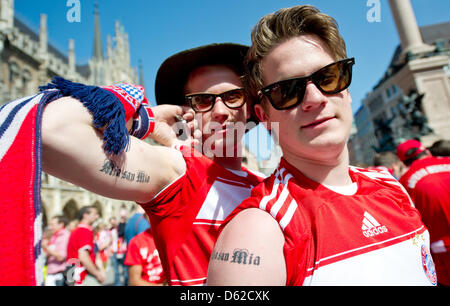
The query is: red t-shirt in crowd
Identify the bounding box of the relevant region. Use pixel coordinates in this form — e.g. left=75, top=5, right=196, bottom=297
left=124, top=229, right=165, bottom=284
left=399, top=155, right=450, bottom=285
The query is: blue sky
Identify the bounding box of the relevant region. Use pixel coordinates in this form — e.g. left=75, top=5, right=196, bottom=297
left=13, top=0, right=450, bottom=160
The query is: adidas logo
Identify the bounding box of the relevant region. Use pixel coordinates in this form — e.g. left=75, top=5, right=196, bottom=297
left=362, top=211, right=388, bottom=237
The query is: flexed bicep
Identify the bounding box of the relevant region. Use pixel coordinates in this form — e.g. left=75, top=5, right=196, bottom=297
left=42, top=96, right=186, bottom=203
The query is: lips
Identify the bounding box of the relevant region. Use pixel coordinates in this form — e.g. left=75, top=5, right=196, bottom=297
left=204, top=121, right=235, bottom=135
left=301, top=116, right=335, bottom=129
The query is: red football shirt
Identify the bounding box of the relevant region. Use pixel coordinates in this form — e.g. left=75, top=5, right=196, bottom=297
left=222, top=158, right=437, bottom=285
left=66, top=224, right=95, bottom=285
left=399, top=155, right=450, bottom=285
left=139, top=146, right=265, bottom=286
left=124, top=229, right=165, bottom=284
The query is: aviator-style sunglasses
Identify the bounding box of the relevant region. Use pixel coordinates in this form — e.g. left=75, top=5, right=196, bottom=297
left=185, top=88, right=246, bottom=113
left=259, top=58, right=355, bottom=110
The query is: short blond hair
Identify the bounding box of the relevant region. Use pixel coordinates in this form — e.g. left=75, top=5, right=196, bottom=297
left=244, top=5, right=348, bottom=109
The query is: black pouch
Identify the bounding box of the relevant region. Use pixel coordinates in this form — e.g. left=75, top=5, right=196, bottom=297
left=62, top=264, right=76, bottom=286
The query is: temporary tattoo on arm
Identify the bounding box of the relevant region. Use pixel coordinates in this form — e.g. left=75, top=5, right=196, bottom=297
left=99, top=160, right=150, bottom=183
left=211, top=249, right=261, bottom=266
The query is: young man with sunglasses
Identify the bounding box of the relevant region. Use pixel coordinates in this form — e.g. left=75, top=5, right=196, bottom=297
left=207, top=5, right=436, bottom=286
left=40, top=43, right=264, bottom=286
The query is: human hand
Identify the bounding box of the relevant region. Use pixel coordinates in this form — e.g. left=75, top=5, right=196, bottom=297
left=150, top=104, right=201, bottom=148
left=41, top=238, right=49, bottom=251
left=95, top=270, right=106, bottom=284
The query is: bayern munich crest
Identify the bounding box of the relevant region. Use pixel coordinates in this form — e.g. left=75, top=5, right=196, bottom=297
left=116, top=83, right=144, bottom=101
left=421, top=245, right=437, bottom=285
left=103, top=83, right=145, bottom=110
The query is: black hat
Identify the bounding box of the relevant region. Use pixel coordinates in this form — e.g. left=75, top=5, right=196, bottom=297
left=155, top=43, right=249, bottom=106
left=155, top=43, right=259, bottom=129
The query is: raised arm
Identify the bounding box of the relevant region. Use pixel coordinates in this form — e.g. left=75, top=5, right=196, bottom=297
left=206, top=208, right=287, bottom=286
left=42, top=96, right=191, bottom=203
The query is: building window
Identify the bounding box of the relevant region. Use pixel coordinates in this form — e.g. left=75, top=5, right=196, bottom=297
left=392, top=85, right=398, bottom=94
left=22, top=69, right=32, bottom=95
left=368, top=95, right=383, bottom=114
left=391, top=105, right=398, bottom=116
left=444, top=64, right=450, bottom=78
left=8, top=62, right=19, bottom=83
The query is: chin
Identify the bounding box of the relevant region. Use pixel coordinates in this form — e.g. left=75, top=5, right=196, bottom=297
left=202, top=137, right=234, bottom=158
left=306, top=123, right=349, bottom=144
left=204, top=128, right=244, bottom=155
left=284, top=132, right=347, bottom=159
left=314, top=136, right=347, bottom=153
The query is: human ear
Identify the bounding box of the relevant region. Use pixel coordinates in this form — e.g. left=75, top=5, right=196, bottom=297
left=254, top=104, right=271, bottom=131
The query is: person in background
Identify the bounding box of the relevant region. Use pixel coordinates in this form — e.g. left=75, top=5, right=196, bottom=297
left=124, top=205, right=150, bottom=244
left=125, top=214, right=165, bottom=286
left=118, top=215, right=127, bottom=241
left=428, top=139, right=450, bottom=157
left=67, top=220, right=79, bottom=232
left=397, top=139, right=450, bottom=286
left=66, top=206, right=105, bottom=286
left=109, top=216, right=128, bottom=286
left=94, top=222, right=112, bottom=271
left=371, top=151, right=405, bottom=179
left=42, top=215, right=70, bottom=286
left=119, top=204, right=129, bottom=221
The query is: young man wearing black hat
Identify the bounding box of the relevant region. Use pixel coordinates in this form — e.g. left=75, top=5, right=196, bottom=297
left=40, top=43, right=264, bottom=286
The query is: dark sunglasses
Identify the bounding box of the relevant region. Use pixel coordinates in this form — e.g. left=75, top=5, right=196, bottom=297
left=259, top=58, right=355, bottom=110
left=185, top=88, right=246, bottom=113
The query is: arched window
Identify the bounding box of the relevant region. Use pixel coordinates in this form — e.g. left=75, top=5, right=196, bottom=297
left=8, top=61, right=19, bottom=83
left=92, top=200, right=103, bottom=218
left=63, top=199, right=79, bottom=222
left=22, top=68, right=32, bottom=95
left=8, top=61, right=20, bottom=99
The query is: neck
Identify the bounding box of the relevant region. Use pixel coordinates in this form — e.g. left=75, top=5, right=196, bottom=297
left=213, top=156, right=242, bottom=170
left=283, top=146, right=352, bottom=186
left=203, top=141, right=243, bottom=170
left=79, top=220, right=91, bottom=227
left=53, top=227, right=64, bottom=235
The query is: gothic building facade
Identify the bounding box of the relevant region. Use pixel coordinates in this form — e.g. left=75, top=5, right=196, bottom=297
left=0, top=0, right=140, bottom=226
left=349, top=0, right=450, bottom=165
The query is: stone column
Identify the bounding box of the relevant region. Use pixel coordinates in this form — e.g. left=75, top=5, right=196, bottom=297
left=388, top=0, right=434, bottom=58
left=0, top=0, right=14, bottom=31
left=39, top=14, right=48, bottom=57
left=0, top=0, right=14, bottom=92
left=38, top=14, right=48, bottom=85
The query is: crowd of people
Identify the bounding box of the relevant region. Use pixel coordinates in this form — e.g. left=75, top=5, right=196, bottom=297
left=0, top=4, right=449, bottom=286
left=354, top=138, right=450, bottom=286
left=42, top=205, right=165, bottom=286
left=40, top=137, right=449, bottom=286
left=362, top=139, right=450, bottom=180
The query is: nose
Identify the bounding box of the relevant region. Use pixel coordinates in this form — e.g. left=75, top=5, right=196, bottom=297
left=211, top=97, right=229, bottom=122
left=301, top=81, right=327, bottom=111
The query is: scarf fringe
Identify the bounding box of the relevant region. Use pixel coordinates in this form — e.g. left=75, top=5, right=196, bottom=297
left=40, top=77, right=130, bottom=155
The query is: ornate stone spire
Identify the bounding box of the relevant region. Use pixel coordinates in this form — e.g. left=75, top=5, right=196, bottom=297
left=138, top=59, right=144, bottom=86
left=68, top=39, right=76, bottom=77
left=93, top=1, right=103, bottom=61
